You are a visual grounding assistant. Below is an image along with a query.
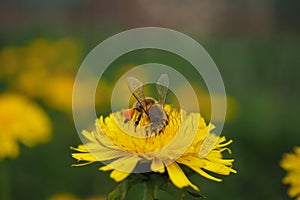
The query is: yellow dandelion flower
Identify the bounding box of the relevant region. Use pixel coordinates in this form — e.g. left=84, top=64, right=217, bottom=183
left=71, top=105, right=236, bottom=198
left=0, top=93, right=51, bottom=160
left=280, top=147, right=300, bottom=200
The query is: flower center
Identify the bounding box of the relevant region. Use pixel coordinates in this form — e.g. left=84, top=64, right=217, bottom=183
left=99, top=105, right=182, bottom=154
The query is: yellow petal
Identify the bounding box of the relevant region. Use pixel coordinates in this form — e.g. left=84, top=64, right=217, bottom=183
left=201, top=160, right=236, bottom=175
left=72, top=161, right=95, bottom=167
left=90, top=149, right=128, bottom=162
left=81, top=130, right=98, bottom=143
left=177, top=156, right=205, bottom=168
left=178, top=156, right=234, bottom=178
left=151, top=157, right=165, bottom=173
left=71, top=143, right=126, bottom=163
left=217, top=139, right=233, bottom=148
left=99, top=165, right=113, bottom=171
left=70, top=145, right=88, bottom=153
left=98, top=155, right=140, bottom=182
left=216, top=136, right=227, bottom=144
left=101, top=155, right=140, bottom=173
left=110, top=170, right=131, bottom=182
left=95, top=121, right=121, bottom=149
left=72, top=152, right=97, bottom=162
left=188, top=166, right=222, bottom=182
left=166, top=162, right=199, bottom=191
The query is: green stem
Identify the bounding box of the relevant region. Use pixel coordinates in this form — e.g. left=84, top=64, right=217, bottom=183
left=0, top=161, right=11, bottom=200
left=143, top=182, right=158, bottom=200
left=180, top=189, right=185, bottom=200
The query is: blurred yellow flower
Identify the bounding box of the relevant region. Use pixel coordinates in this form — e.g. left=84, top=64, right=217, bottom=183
left=0, top=37, right=81, bottom=112
left=43, top=74, right=74, bottom=112
left=280, top=147, right=300, bottom=200
left=71, top=105, right=236, bottom=193
left=0, top=38, right=80, bottom=75
left=48, top=193, right=106, bottom=200
left=16, top=71, right=75, bottom=112
left=49, top=193, right=79, bottom=200
left=0, top=93, right=51, bottom=160
left=0, top=46, right=22, bottom=76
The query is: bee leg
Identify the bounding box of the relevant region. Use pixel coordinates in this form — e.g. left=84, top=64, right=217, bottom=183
left=153, top=122, right=166, bottom=136
left=134, top=112, right=142, bottom=132
left=140, top=124, right=152, bottom=137
left=165, top=114, right=169, bottom=125
left=151, top=124, right=158, bottom=136
left=157, top=128, right=163, bottom=136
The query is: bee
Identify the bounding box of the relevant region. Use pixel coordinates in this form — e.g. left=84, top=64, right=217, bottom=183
left=125, top=74, right=169, bottom=136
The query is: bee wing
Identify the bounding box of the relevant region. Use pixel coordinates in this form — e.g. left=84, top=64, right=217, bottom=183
left=156, top=74, right=169, bottom=105
left=127, top=77, right=147, bottom=109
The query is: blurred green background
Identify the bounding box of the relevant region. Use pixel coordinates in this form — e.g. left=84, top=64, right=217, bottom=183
left=0, top=1, right=300, bottom=200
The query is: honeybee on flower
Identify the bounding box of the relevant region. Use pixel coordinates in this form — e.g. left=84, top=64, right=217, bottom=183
left=71, top=75, right=236, bottom=200
left=124, top=74, right=169, bottom=136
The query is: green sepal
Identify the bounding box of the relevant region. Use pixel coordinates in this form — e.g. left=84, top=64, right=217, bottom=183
left=107, top=172, right=205, bottom=200
left=185, top=189, right=206, bottom=199
left=107, top=172, right=168, bottom=200
left=107, top=178, right=130, bottom=200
